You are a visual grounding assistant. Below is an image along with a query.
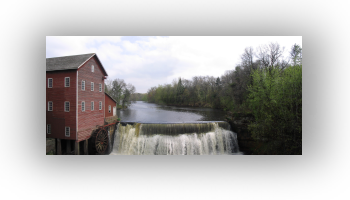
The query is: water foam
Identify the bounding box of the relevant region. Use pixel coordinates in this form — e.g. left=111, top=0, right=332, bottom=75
left=110, top=122, right=242, bottom=155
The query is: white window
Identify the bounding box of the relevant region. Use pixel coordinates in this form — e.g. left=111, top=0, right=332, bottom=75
left=64, top=101, right=70, bottom=112
left=48, top=78, right=53, bottom=88
left=47, top=124, right=51, bottom=134
left=108, top=105, right=111, bottom=113
left=82, top=101, right=85, bottom=111
left=82, top=80, right=85, bottom=91
left=91, top=101, right=94, bottom=111
left=99, top=83, right=102, bottom=92
left=48, top=101, right=53, bottom=111
left=92, top=65, right=94, bottom=72
left=99, top=101, right=102, bottom=110
left=91, top=82, right=94, bottom=91
left=65, top=77, right=70, bottom=87
left=65, top=127, right=70, bottom=137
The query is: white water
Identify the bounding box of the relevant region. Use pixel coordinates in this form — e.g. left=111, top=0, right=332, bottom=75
left=110, top=122, right=242, bottom=155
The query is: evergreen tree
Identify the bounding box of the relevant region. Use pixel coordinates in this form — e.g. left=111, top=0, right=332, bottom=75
left=176, top=78, right=185, bottom=103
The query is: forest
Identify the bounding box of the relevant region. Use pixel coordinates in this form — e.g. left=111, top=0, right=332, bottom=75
left=145, top=42, right=302, bottom=154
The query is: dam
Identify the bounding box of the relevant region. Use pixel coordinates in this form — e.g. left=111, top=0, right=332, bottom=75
left=110, top=121, right=241, bottom=155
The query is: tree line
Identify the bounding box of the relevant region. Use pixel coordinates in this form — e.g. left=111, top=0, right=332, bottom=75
left=146, top=42, right=302, bottom=154
left=130, top=93, right=148, bottom=101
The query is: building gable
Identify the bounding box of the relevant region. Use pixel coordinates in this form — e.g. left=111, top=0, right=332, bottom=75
left=46, top=53, right=108, bottom=77
left=105, top=92, right=117, bottom=103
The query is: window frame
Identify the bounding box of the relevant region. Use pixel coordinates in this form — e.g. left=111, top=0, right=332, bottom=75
left=48, top=101, right=53, bottom=111
left=92, top=65, right=94, bottom=72
left=108, top=105, right=111, bottom=113
left=91, top=82, right=94, bottom=91
left=65, top=77, right=70, bottom=87
left=82, top=80, right=85, bottom=91
left=99, top=101, right=102, bottom=110
left=48, top=78, right=53, bottom=88
left=65, top=127, right=70, bottom=137
left=91, top=101, right=94, bottom=111
left=64, top=101, right=70, bottom=112
left=99, top=83, right=102, bottom=92
left=47, top=124, right=51, bottom=134
left=82, top=101, right=85, bottom=112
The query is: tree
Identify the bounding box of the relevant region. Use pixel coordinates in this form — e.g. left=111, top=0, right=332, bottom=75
left=107, top=78, right=136, bottom=108
left=290, top=44, right=302, bottom=66
left=247, top=65, right=302, bottom=154
left=176, top=78, right=185, bottom=103
left=256, top=42, right=285, bottom=69
left=241, top=47, right=254, bottom=69
left=109, top=78, right=126, bottom=107
left=121, top=83, right=136, bottom=108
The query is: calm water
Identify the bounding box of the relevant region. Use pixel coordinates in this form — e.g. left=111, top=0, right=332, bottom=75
left=117, top=101, right=227, bottom=123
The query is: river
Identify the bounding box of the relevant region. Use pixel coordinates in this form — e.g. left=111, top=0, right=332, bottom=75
left=110, top=101, right=241, bottom=155
left=117, top=101, right=227, bottom=122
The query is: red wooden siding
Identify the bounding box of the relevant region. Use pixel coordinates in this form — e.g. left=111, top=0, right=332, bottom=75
left=77, top=56, right=105, bottom=142
left=105, top=94, right=117, bottom=118
left=46, top=70, right=77, bottom=140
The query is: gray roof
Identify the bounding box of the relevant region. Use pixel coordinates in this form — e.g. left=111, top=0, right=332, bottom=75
left=46, top=53, right=108, bottom=76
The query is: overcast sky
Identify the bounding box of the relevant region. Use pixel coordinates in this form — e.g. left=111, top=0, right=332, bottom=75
left=46, top=36, right=302, bottom=93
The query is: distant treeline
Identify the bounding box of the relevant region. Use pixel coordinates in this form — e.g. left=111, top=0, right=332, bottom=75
left=146, top=42, right=302, bottom=154
left=130, top=93, right=148, bottom=101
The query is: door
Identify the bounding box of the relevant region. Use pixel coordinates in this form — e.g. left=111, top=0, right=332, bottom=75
left=113, top=106, right=116, bottom=116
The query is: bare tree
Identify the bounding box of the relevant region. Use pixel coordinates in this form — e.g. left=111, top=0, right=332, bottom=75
left=256, top=45, right=270, bottom=68
left=268, top=42, right=284, bottom=68
left=256, top=42, right=284, bottom=69
left=241, top=47, right=254, bottom=69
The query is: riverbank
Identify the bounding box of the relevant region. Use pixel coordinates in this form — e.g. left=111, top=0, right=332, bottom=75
left=117, top=105, right=128, bottom=110
left=225, top=112, right=256, bottom=155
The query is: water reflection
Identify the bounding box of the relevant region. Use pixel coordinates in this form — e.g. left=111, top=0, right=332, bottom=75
left=117, top=101, right=226, bottom=123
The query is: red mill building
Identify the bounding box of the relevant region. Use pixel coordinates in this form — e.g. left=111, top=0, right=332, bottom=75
left=46, top=53, right=112, bottom=155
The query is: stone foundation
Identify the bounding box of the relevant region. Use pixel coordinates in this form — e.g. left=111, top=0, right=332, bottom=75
left=46, top=138, right=56, bottom=155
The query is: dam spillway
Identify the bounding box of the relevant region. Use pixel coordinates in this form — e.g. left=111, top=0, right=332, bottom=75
left=110, top=121, right=241, bottom=155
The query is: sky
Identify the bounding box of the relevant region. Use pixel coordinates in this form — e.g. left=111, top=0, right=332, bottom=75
left=46, top=36, right=302, bottom=93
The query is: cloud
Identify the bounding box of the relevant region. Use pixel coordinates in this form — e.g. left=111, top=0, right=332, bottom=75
left=122, top=40, right=140, bottom=52
left=46, top=36, right=302, bottom=93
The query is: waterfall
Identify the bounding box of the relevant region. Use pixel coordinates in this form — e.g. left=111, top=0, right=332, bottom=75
left=110, top=122, right=242, bottom=155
